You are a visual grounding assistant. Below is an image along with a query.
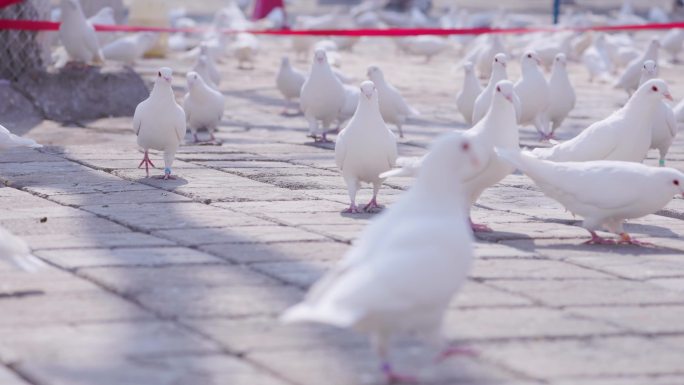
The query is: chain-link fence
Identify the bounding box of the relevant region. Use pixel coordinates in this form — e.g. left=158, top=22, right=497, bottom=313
left=0, top=0, right=51, bottom=81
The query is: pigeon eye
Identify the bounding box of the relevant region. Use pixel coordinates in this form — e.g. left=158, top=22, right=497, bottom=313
left=652, top=86, right=658, bottom=92
left=496, top=86, right=501, bottom=92
left=527, top=54, right=532, bottom=58
left=674, top=180, right=680, bottom=186
left=494, top=58, right=498, bottom=62
left=158, top=71, right=161, bottom=77
left=462, top=142, right=470, bottom=151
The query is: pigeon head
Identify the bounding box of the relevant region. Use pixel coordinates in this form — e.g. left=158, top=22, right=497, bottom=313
left=553, top=53, right=567, bottom=67
left=156, top=67, right=173, bottom=84
left=638, top=79, right=673, bottom=101
left=420, top=132, right=481, bottom=184
left=493, top=53, right=507, bottom=68
left=661, top=169, right=684, bottom=198
left=186, top=71, right=203, bottom=88
left=313, top=49, right=328, bottom=65
left=494, top=80, right=516, bottom=104
left=360, top=81, right=376, bottom=100
left=366, top=65, right=384, bottom=82
left=281, top=56, right=291, bottom=67
left=521, top=51, right=541, bottom=67
left=649, top=38, right=661, bottom=49
left=463, top=62, right=474, bottom=73
left=641, top=60, right=657, bottom=77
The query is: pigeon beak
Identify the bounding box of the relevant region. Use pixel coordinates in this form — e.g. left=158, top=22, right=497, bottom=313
left=163, top=76, right=172, bottom=83
left=534, top=57, right=541, bottom=65
left=504, top=94, right=513, bottom=103
left=316, top=57, right=324, bottom=64
left=469, top=153, right=480, bottom=168
left=664, top=92, right=674, bottom=101
left=363, top=90, right=373, bottom=99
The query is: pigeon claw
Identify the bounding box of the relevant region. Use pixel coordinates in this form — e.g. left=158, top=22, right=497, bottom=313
left=363, top=198, right=382, bottom=213
left=436, top=345, right=479, bottom=363
left=343, top=204, right=362, bottom=214
left=618, top=233, right=654, bottom=247
left=583, top=232, right=615, bottom=245
left=470, top=222, right=493, bottom=233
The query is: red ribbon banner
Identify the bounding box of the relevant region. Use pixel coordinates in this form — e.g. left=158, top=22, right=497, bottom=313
left=0, top=18, right=683, bottom=36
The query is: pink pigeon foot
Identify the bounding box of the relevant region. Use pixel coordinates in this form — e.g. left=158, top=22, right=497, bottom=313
left=618, top=233, right=654, bottom=247
left=436, top=345, right=479, bottom=362
left=469, top=218, right=493, bottom=233
left=343, top=204, right=361, bottom=214
left=364, top=197, right=382, bottom=212
left=138, top=151, right=156, bottom=178
left=583, top=231, right=616, bottom=245
left=381, top=363, right=418, bottom=384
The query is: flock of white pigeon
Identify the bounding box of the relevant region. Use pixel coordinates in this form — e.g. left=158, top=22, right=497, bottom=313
left=3, top=0, right=684, bottom=383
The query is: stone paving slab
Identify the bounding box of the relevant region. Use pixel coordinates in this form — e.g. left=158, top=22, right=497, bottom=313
left=1, top=20, right=684, bottom=385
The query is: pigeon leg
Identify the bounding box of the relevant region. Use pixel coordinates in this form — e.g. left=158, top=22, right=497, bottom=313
left=396, top=123, right=404, bottom=138
left=193, top=133, right=200, bottom=143
left=469, top=217, right=493, bottom=233
left=371, top=334, right=417, bottom=384
left=618, top=233, right=654, bottom=247
left=138, top=150, right=156, bottom=178
left=364, top=182, right=383, bottom=212
left=343, top=178, right=361, bottom=213
left=583, top=230, right=616, bottom=245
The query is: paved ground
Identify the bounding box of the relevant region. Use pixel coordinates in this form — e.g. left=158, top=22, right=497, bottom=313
left=2, top=29, right=684, bottom=385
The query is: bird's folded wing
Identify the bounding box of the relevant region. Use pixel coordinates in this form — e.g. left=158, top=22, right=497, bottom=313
left=334, top=133, right=347, bottom=169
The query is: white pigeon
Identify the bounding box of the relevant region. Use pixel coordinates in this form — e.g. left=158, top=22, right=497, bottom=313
left=337, top=84, right=360, bottom=129
left=134, top=67, right=187, bottom=179
left=366, top=65, right=419, bottom=138
left=545, top=53, right=576, bottom=140
left=276, top=56, right=306, bottom=114
left=514, top=51, right=550, bottom=139
left=394, top=35, right=449, bottom=62
left=638, top=61, right=677, bottom=167
left=58, top=0, right=103, bottom=63
left=102, top=33, right=157, bottom=65
left=614, top=39, right=660, bottom=96
left=456, top=62, right=483, bottom=125
left=497, top=148, right=684, bottom=245
left=472, top=53, right=508, bottom=124
left=533, top=79, right=673, bottom=163
left=183, top=71, right=225, bottom=143
left=335, top=81, right=397, bottom=213
left=475, top=34, right=506, bottom=79
left=0, top=226, right=46, bottom=272
left=661, top=28, right=684, bottom=63
left=231, top=32, right=259, bottom=70
left=282, top=131, right=480, bottom=383
left=0, top=124, right=42, bottom=150
left=462, top=80, right=521, bottom=232
left=300, top=49, right=346, bottom=142
left=192, top=54, right=221, bottom=90
left=582, top=34, right=614, bottom=83
left=528, top=32, right=574, bottom=71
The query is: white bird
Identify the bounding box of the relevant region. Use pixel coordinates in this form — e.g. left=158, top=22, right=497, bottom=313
left=183, top=71, right=225, bottom=144
left=102, top=32, right=157, bottom=65
left=335, top=81, right=397, bottom=214
left=58, top=0, right=103, bottom=63
left=475, top=34, right=506, bottom=79
left=394, top=35, right=449, bottom=62
left=514, top=51, right=550, bottom=139
left=192, top=54, right=221, bottom=90
left=614, top=39, right=660, bottom=96
left=134, top=67, right=186, bottom=179
left=545, top=53, right=576, bottom=140
left=462, top=80, right=521, bottom=232
left=0, top=226, right=46, bottom=272
left=232, top=32, right=259, bottom=69
left=0, top=124, right=42, bottom=150
left=456, top=62, right=483, bottom=125
left=300, top=49, right=346, bottom=142
left=472, top=53, right=508, bottom=124
left=638, top=61, right=677, bottom=167
left=367, top=65, right=419, bottom=138
left=527, top=32, right=574, bottom=71
left=282, top=130, right=480, bottom=383
left=661, top=28, right=684, bottom=63
left=497, top=148, right=684, bottom=245
left=533, top=79, right=673, bottom=163
left=276, top=56, right=306, bottom=114
left=582, top=34, right=614, bottom=83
